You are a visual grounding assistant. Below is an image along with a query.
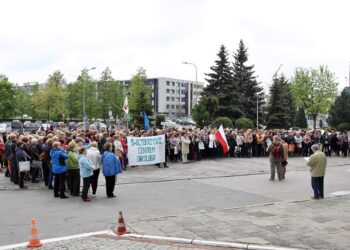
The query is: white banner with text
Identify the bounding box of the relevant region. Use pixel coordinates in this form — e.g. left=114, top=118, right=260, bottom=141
left=127, top=135, right=165, bottom=166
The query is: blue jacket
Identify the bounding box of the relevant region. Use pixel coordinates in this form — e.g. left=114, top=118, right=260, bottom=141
left=50, top=148, right=68, bottom=174
left=102, top=151, right=122, bottom=177
left=78, top=154, right=93, bottom=178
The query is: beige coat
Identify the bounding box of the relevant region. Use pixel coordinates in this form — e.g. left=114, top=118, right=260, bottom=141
left=181, top=136, right=191, bottom=154
left=307, top=151, right=327, bottom=177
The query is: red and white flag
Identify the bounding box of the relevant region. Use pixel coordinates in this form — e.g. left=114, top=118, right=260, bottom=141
left=123, top=96, right=129, bottom=114
left=215, top=125, right=229, bottom=154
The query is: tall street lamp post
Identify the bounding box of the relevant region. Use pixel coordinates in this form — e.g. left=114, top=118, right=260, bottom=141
left=182, top=62, right=198, bottom=108
left=83, top=67, right=96, bottom=132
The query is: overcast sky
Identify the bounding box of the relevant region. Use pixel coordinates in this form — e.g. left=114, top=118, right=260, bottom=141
left=1, top=0, right=350, bottom=92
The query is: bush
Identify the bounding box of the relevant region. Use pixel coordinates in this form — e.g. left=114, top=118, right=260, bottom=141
left=211, top=117, right=233, bottom=129
left=337, top=122, right=350, bottom=131
left=236, top=117, right=254, bottom=129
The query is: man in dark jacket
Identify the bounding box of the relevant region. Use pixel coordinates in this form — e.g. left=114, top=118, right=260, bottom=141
left=15, top=141, right=31, bottom=188
left=5, top=134, right=17, bottom=184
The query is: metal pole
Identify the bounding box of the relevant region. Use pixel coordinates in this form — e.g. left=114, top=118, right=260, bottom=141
left=182, top=61, right=198, bottom=110
left=348, top=62, right=350, bottom=87
left=82, top=67, right=96, bottom=132
left=195, top=64, right=198, bottom=106
left=83, top=78, right=86, bottom=132
left=256, top=95, right=259, bottom=130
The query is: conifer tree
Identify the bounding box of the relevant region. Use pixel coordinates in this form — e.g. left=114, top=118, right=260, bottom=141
left=232, top=40, right=263, bottom=121
left=203, top=44, right=242, bottom=119
left=328, top=90, right=350, bottom=127
left=294, top=107, right=308, bottom=128
left=266, top=75, right=296, bottom=129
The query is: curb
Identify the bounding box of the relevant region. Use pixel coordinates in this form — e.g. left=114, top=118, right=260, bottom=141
left=0, top=230, right=111, bottom=250
left=122, top=233, right=301, bottom=250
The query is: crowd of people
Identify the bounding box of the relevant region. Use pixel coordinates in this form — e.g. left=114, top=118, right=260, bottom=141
left=0, top=126, right=347, bottom=201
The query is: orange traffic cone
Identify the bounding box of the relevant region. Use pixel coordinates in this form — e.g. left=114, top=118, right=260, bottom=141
left=27, top=218, right=42, bottom=248
left=116, top=211, right=127, bottom=235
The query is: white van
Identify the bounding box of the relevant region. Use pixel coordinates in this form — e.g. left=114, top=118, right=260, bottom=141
left=0, top=123, right=12, bottom=133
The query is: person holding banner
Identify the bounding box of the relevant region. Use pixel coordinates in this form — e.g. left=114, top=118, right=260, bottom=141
left=155, top=129, right=169, bottom=168
left=102, top=143, right=122, bottom=198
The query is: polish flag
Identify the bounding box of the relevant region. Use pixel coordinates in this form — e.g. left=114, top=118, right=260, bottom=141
left=123, top=96, right=129, bottom=114
left=215, top=125, right=229, bottom=154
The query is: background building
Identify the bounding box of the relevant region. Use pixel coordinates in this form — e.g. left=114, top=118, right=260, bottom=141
left=122, top=77, right=204, bottom=117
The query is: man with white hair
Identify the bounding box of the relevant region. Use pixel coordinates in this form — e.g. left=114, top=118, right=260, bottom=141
left=266, top=135, right=285, bottom=181
left=306, top=144, right=327, bottom=199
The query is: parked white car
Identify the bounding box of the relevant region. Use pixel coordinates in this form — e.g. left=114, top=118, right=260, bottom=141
left=90, top=122, right=107, bottom=131
left=0, top=123, right=12, bottom=133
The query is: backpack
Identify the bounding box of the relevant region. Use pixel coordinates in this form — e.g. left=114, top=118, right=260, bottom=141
left=273, top=145, right=281, bottom=158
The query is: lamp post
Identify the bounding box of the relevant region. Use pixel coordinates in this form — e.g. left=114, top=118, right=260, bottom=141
left=83, top=67, right=96, bottom=132
left=182, top=62, right=198, bottom=109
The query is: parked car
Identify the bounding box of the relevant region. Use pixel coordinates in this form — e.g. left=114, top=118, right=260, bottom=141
left=24, top=122, right=39, bottom=129
left=41, top=123, right=51, bottom=131
left=161, top=120, right=178, bottom=128
left=11, top=121, right=23, bottom=131
left=77, top=122, right=90, bottom=130
left=90, top=122, right=107, bottom=131
left=69, top=122, right=77, bottom=131
left=0, top=123, right=12, bottom=133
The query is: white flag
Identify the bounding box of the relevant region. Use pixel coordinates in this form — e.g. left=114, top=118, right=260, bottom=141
left=123, top=96, right=129, bottom=114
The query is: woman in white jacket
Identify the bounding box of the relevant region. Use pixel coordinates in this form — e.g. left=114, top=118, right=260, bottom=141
left=181, top=132, right=191, bottom=163
left=87, top=142, right=102, bottom=197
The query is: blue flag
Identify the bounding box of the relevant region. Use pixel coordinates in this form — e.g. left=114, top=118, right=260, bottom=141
left=143, top=111, right=150, bottom=130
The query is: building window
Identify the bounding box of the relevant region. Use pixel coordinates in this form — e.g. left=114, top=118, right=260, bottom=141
left=171, top=89, right=175, bottom=94
left=182, top=105, right=186, bottom=109
left=166, top=81, right=170, bottom=86
left=172, top=82, right=175, bottom=86
left=171, top=97, right=175, bottom=101
left=176, top=105, right=179, bottom=109
left=181, top=97, right=186, bottom=102
left=166, top=97, right=170, bottom=101
left=166, top=89, right=170, bottom=93
left=171, top=105, right=175, bottom=109
left=166, top=104, right=170, bottom=109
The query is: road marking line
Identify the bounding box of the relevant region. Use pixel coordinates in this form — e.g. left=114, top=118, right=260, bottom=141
left=329, top=191, right=350, bottom=196
left=0, top=230, right=111, bottom=250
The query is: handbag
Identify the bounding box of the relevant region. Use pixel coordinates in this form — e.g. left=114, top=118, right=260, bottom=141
left=19, top=161, right=30, bottom=172
left=39, top=152, right=46, bottom=161
left=31, top=160, right=42, bottom=169
left=174, top=146, right=178, bottom=155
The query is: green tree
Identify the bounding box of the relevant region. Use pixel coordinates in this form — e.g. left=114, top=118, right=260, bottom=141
left=294, top=107, right=308, bottom=128
left=232, top=40, right=263, bottom=122
left=328, top=90, right=350, bottom=127
left=204, top=44, right=242, bottom=119
left=235, top=117, right=254, bottom=129
left=0, top=74, right=18, bottom=119
left=16, top=87, right=33, bottom=118
left=33, top=71, right=67, bottom=120
left=266, top=75, right=296, bottom=129
left=291, top=66, right=338, bottom=128
left=192, top=96, right=219, bottom=128
left=97, top=67, right=124, bottom=122
left=66, top=81, right=83, bottom=120
left=211, top=117, right=233, bottom=129
left=128, top=67, right=153, bottom=126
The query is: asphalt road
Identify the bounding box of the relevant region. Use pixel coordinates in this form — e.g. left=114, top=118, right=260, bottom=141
left=0, top=157, right=349, bottom=246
